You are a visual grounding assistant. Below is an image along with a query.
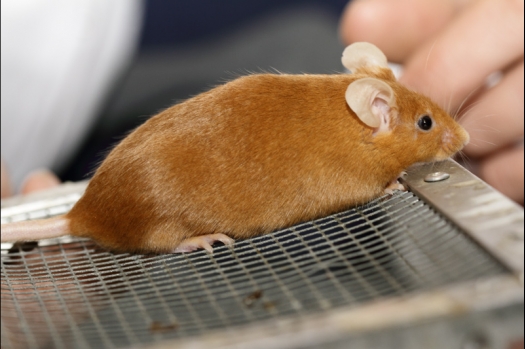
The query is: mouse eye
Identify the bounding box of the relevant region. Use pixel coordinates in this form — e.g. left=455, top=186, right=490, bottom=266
left=417, top=115, right=433, bottom=131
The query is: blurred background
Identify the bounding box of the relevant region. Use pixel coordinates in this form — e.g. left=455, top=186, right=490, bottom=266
left=1, top=0, right=350, bottom=189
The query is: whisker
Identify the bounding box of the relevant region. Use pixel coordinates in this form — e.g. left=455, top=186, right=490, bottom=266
left=457, top=151, right=474, bottom=172
left=461, top=110, right=498, bottom=138
left=446, top=92, right=454, bottom=117
left=475, top=139, right=498, bottom=146
left=478, top=124, right=501, bottom=132
left=429, top=160, right=437, bottom=174
left=454, top=86, right=483, bottom=121
left=456, top=150, right=471, bottom=168
left=476, top=114, right=498, bottom=119
left=424, top=39, right=438, bottom=73
left=455, top=100, right=485, bottom=120
left=461, top=113, right=498, bottom=122
left=465, top=125, right=501, bottom=133
left=466, top=128, right=500, bottom=134
left=437, top=91, right=453, bottom=116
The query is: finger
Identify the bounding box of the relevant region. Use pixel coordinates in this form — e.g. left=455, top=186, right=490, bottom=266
left=478, top=145, right=524, bottom=204
left=401, top=0, right=524, bottom=111
left=339, top=0, right=471, bottom=63
left=461, top=61, right=524, bottom=158
left=1, top=158, right=13, bottom=198
left=21, top=169, right=61, bottom=195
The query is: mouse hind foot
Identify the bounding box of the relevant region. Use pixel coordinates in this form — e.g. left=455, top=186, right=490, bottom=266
left=173, top=233, right=235, bottom=254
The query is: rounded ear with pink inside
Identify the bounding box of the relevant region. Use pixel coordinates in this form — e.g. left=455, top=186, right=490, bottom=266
left=345, top=77, right=396, bottom=133
left=341, top=42, right=389, bottom=73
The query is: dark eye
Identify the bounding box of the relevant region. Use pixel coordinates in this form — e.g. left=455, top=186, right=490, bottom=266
left=417, top=115, right=433, bottom=131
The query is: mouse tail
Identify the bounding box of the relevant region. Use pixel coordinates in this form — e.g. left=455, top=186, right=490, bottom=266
left=1, top=215, right=71, bottom=242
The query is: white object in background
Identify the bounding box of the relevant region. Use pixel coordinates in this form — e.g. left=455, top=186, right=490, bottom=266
left=1, top=0, right=144, bottom=190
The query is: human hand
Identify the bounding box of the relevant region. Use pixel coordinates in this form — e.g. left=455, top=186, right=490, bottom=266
left=340, top=0, right=524, bottom=204
left=1, top=158, right=61, bottom=198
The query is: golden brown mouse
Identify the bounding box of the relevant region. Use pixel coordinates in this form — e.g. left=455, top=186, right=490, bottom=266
left=1, top=42, right=469, bottom=254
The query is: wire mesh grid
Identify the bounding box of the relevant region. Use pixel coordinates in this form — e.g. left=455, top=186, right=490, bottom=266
left=1, top=190, right=508, bottom=349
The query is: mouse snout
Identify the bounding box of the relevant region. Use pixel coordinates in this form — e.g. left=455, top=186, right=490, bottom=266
left=438, top=126, right=469, bottom=160
left=452, top=125, right=470, bottom=150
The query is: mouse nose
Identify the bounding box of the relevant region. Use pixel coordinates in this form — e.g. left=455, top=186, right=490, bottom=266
left=440, top=127, right=469, bottom=156
left=460, top=127, right=470, bottom=147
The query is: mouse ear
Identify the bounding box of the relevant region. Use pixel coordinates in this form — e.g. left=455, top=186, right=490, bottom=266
left=345, top=77, right=396, bottom=131
left=341, top=42, right=388, bottom=72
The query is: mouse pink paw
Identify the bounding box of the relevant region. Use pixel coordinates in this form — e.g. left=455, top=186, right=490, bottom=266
left=384, top=178, right=407, bottom=195
left=173, top=233, right=235, bottom=254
